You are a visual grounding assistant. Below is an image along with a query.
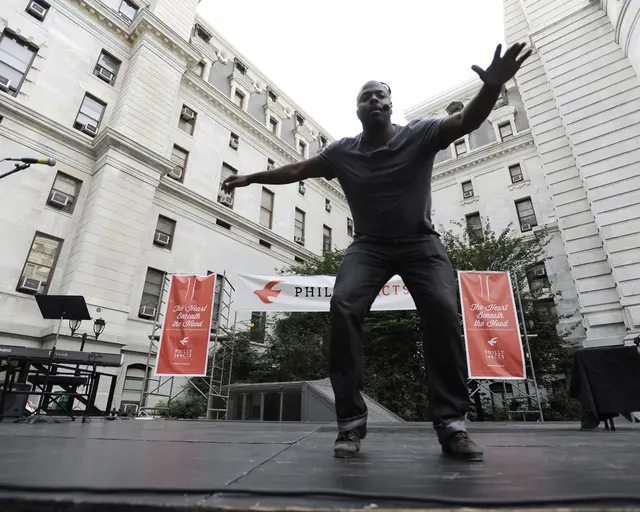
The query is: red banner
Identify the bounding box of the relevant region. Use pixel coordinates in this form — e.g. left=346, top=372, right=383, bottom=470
left=155, top=274, right=216, bottom=376
left=458, top=271, right=526, bottom=379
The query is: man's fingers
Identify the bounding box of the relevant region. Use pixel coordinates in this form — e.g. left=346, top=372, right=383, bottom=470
left=471, top=65, right=486, bottom=80
left=516, top=49, right=533, bottom=66
left=493, top=44, right=502, bottom=62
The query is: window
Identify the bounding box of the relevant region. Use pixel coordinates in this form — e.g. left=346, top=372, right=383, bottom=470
left=25, top=0, right=50, bottom=21
left=269, top=116, right=278, bottom=134
left=267, top=158, right=275, bottom=170
left=169, top=145, right=188, bottom=182
left=268, top=90, right=277, bottom=102
left=195, top=61, right=205, bottom=77
left=216, top=219, right=231, bottom=230
left=123, top=364, right=148, bottom=392
left=260, top=188, right=274, bottom=228
left=229, top=132, right=239, bottom=150
left=322, top=225, right=332, bottom=252
left=515, top=198, right=537, bottom=231
left=73, top=94, right=106, bottom=136
left=118, top=0, right=138, bottom=23
left=178, top=105, right=197, bottom=135
left=194, top=25, right=211, bottom=43
left=93, top=50, right=120, bottom=86
left=234, top=59, right=247, bottom=75
left=154, top=215, right=176, bottom=249
left=454, top=140, right=467, bottom=157
left=499, top=122, right=514, bottom=141
left=295, top=113, right=305, bottom=126
left=208, top=272, right=224, bottom=324
left=259, top=239, right=271, bottom=249
left=319, top=135, right=328, bottom=151
left=139, top=268, right=164, bottom=317
left=298, top=180, right=306, bottom=195
left=465, top=212, right=483, bottom=244
left=250, top=312, right=266, bottom=342
left=47, top=172, right=82, bottom=214
left=527, top=263, right=550, bottom=294
left=509, top=164, right=523, bottom=183
left=17, top=232, right=62, bottom=294
left=298, top=140, right=306, bottom=157
left=0, top=31, right=38, bottom=96
left=347, top=218, right=354, bottom=237
left=233, top=89, right=245, bottom=109
left=219, top=163, right=237, bottom=206
left=325, top=198, right=332, bottom=212
left=294, top=208, right=305, bottom=244
left=294, top=256, right=304, bottom=264
left=461, top=180, right=474, bottom=198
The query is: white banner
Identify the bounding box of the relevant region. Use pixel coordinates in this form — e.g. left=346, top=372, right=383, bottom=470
left=232, top=274, right=416, bottom=312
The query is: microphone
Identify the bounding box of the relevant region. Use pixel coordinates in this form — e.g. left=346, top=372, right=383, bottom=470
left=7, top=157, right=56, bottom=166
left=382, top=104, right=390, bottom=111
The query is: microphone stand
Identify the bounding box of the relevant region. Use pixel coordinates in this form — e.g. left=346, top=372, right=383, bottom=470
left=0, top=162, right=31, bottom=181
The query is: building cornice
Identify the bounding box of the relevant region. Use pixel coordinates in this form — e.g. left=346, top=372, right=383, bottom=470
left=182, top=74, right=346, bottom=201
left=158, top=178, right=317, bottom=261
left=70, top=0, right=201, bottom=66
left=433, top=131, right=535, bottom=182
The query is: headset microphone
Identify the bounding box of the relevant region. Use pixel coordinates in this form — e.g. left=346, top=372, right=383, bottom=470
left=382, top=104, right=390, bottom=112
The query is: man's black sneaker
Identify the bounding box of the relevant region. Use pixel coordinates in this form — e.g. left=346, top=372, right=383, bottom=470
left=441, top=431, right=484, bottom=461
left=333, top=430, right=362, bottom=458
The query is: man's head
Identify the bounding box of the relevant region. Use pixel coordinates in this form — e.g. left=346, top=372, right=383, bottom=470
left=356, top=80, right=392, bottom=128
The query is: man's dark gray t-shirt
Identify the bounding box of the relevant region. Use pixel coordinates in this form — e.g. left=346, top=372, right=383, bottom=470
left=318, top=118, right=444, bottom=239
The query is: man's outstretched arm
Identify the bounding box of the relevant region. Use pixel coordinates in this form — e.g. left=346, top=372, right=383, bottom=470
left=440, top=42, right=532, bottom=148
left=221, top=155, right=332, bottom=194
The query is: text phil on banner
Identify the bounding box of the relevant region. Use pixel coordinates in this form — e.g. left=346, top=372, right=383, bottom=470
left=232, top=274, right=416, bottom=312
left=458, top=271, right=526, bottom=380
left=156, top=274, right=216, bottom=376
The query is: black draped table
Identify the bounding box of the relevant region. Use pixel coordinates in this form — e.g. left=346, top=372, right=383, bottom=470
left=569, top=345, right=640, bottom=430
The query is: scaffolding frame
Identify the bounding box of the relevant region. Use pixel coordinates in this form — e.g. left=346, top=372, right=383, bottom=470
left=135, top=272, right=237, bottom=419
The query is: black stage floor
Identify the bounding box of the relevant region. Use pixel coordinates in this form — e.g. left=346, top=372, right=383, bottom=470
left=0, top=419, right=639, bottom=511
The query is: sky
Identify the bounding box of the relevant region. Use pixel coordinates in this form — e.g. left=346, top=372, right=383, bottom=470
left=198, top=0, right=506, bottom=139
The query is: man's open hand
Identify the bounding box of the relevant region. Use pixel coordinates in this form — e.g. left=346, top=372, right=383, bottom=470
left=472, top=43, right=532, bottom=86
left=221, top=174, right=250, bottom=194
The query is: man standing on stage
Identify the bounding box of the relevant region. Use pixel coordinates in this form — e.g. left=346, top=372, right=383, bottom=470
left=222, top=43, right=531, bottom=462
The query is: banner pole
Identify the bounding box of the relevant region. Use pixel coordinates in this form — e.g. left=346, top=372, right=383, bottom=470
left=511, top=269, right=544, bottom=422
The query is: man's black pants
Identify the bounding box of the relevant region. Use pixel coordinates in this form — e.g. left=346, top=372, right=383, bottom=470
left=329, top=235, right=469, bottom=443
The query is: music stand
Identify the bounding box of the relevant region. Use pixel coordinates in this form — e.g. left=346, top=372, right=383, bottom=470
left=20, top=295, right=91, bottom=424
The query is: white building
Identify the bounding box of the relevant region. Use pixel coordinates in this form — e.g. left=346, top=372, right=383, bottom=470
left=0, top=0, right=352, bottom=411
left=405, top=79, right=585, bottom=344
left=503, top=0, right=640, bottom=347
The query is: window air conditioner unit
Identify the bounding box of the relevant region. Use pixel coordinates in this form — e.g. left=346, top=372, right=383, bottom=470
left=521, top=223, right=532, bottom=232
left=512, top=174, right=523, bottom=183
left=325, top=203, right=332, bottom=213
left=463, top=191, right=473, bottom=199
left=139, top=305, right=157, bottom=319
left=0, top=76, right=10, bottom=92
left=298, top=183, right=306, bottom=195
left=294, top=236, right=305, bottom=245
left=218, top=195, right=234, bottom=207
left=48, top=191, right=70, bottom=208
left=168, top=166, right=183, bottom=180
left=18, top=276, right=41, bottom=293
left=180, top=107, right=195, bottom=121
left=229, top=139, right=239, bottom=150
left=534, top=267, right=546, bottom=277
left=82, top=123, right=98, bottom=137
left=27, top=1, right=47, bottom=20
left=117, top=11, right=133, bottom=23
left=97, top=67, right=114, bottom=83
left=154, top=232, right=171, bottom=246
left=541, top=287, right=551, bottom=294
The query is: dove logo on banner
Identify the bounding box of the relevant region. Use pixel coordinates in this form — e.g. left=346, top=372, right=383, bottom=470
left=232, top=274, right=416, bottom=312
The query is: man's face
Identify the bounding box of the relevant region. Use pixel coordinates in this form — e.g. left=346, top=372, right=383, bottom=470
left=357, top=81, right=392, bottom=125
